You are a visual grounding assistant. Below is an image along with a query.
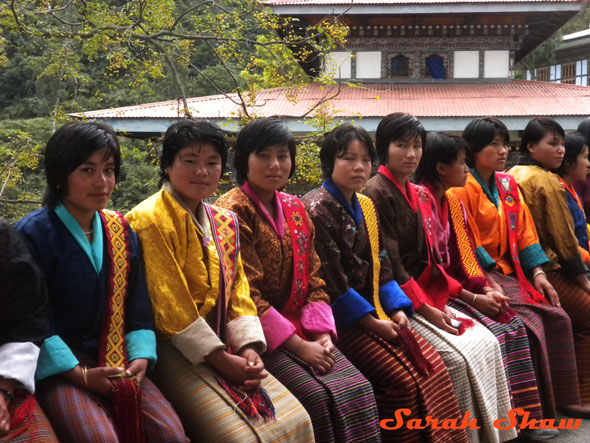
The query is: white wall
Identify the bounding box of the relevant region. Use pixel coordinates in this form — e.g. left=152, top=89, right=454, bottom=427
left=324, top=52, right=352, bottom=79
left=356, top=51, right=382, bottom=78
left=484, top=50, right=509, bottom=78
left=453, top=51, right=479, bottom=78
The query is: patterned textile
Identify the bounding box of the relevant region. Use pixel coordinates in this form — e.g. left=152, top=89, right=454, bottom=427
left=262, top=347, right=380, bottom=443
left=0, top=393, right=58, bottom=443
left=217, top=187, right=381, bottom=442
left=36, top=375, right=187, bottom=443
left=152, top=342, right=313, bottom=443
left=412, top=309, right=516, bottom=443
left=546, top=271, right=590, bottom=403
left=337, top=326, right=468, bottom=443
left=302, top=185, right=467, bottom=443
left=363, top=172, right=516, bottom=443
left=98, top=210, right=131, bottom=369
left=429, top=188, right=544, bottom=423
left=491, top=271, right=581, bottom=415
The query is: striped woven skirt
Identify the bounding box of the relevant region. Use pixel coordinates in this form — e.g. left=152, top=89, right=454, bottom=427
left=448, top=297, right=544, bottom=424
left=152, top=341, right=313, bottom=443
left=336, top=325, right=468, bottom=443
left=492, top=271, right=581, bottom=414
left=37, top=372, right=187, bottom=443
left=546, top=270, right=590, bottom=404
left=412, top=308, right=516, bottom=443
left=0, top=392, right=58, bottom=443
left=262, top=346, right=380, bottom=443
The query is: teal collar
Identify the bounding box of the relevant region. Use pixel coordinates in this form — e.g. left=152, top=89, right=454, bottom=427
left=471, top=168, right=499, bottom=208
left=54, top=204, right=103, bottom=275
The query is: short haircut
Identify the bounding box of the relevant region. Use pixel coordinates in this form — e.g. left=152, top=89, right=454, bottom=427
left=233, top=117, right=296, bottom=185
left=375, top=113, right=426, bottom=165
left=320, top=123, right=375, bottom=179
left=578, top=117, right=590, bottom=146
left=159, top=119, right=228, bottom=186
left=520, top=117, right=565, bottom=154
left=43, top=121, right=120, bottom=208
left=556, top=132, right=588, bottom=177
left=415, top=133, right=468, bottom=185
left=462, top=117, right=509, bottom=167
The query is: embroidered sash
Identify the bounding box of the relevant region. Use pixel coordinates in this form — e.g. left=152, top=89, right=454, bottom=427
left=496, top=173, right=546, bottom=304
left=377, top=166, right=462, bottom=311
left=98, top=210, right=145, bottom=443
left=277, top=193, right=311, bottom=337
left=446, top=192, right=489, bottom=287
left=357, top=194, right=390, bottom=321
left=204, top=204, right=240, bottom=343
left=447, top=192, right=517, bottom=323
left=359, top=193, right=433, bottom=375
left=204, top=204, right=275, bottom=422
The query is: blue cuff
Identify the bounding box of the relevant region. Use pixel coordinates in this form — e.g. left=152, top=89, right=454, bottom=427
left=476, top=246, right=497, bottom=270
left=519, top=243, right=549, bottom=272
left=126, top=329, right=157, bottom=369
left=35, top=335, right=79, bottom=381
left=380, top=280, right=414, bottom=317
left=331, top=288, right=375, bottom=331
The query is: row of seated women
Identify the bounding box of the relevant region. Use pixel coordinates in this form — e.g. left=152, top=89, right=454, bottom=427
left=1, top=113, right=590, bottom=443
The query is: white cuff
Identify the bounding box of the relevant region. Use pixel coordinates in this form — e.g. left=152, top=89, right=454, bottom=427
left=171, top=317, right=225, bottom=366
left=227, top=316, right=266, bottom=355
left=0, top=342, right=40, bottom=393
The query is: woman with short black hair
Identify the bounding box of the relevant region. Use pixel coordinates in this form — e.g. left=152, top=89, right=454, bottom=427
left=216, top=117, right=381, bottom=443
left=302, top=123, right=467, bottom=443
left=362, top=113, right=515, bottom=443
left=16, top=121, right=187, bottom=442
left=127, top=119, right=313, bottom=442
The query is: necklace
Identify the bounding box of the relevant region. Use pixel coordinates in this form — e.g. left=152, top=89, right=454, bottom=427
left=84, top=230, right=93, bottom=235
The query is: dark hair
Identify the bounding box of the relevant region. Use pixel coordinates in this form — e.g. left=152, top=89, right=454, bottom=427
left=43, top=121, right=121, bottom=208
left=320, top=123, right=375, bottom=179
left=556, top=132, right=588, bottom=177
left=415, top=133, right=468, bottom=185
left=159, top=119, right=228, bottom=186
left=462, top=117, right=509, bottom=167
left=520, top=117, right=565, bottom=155
left=375, top=113, right=426, bottom=165
left=578, top=117, right=590, bottom=145
left=234, top=117, right=296, bottom=185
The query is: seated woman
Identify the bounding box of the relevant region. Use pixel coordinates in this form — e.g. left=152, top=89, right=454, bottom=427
left=509, top=117, right=590, bottom=409
left=417, top=132, right=558, bottom=439
left=0, top=219, right=57, bottom=443
left=216, top=118, right=380, bottom=443
left=126, top=120, right=313, bottom=442
left=301, top=124, right=467, bottom=443
left=16, top=122, right=187, bottom=443
left=573, top=118, right=590, bottom=223
left=555, top=132, right=590, bottom=265
left=451, top=117, right=589, bottom=419
left=361, top=113, right=515, bottom=443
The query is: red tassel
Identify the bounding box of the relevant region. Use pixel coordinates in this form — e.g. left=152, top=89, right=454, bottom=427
left=493, top=307, right=518, bottom=324
left=215, top=374, right=276, bottom=422
left=457, top=317, right=476, bottom=335
left=7, top=392, right=36, bottom=440
left=111, top=377, right=145, bottom=443
left=397, top=328, right=434, bottom=377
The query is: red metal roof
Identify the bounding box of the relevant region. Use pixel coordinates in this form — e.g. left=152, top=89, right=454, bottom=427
left=72, top=81, right=590, bottom=121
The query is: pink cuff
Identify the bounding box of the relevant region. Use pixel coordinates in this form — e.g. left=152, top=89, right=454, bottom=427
left=400, top=278, right=427, bottom=310
left=300, top=302, right=338, bottom=342
left=259, top=307, right=296, bottom=352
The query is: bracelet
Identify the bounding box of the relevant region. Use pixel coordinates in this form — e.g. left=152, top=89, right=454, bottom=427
left=0, top=388, right=15, bottom=403
left=81, top=366, right=88, bottom=388
left=472, top=293, right=478, bottom=305
left=532, top=270, right=546, bottom=281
